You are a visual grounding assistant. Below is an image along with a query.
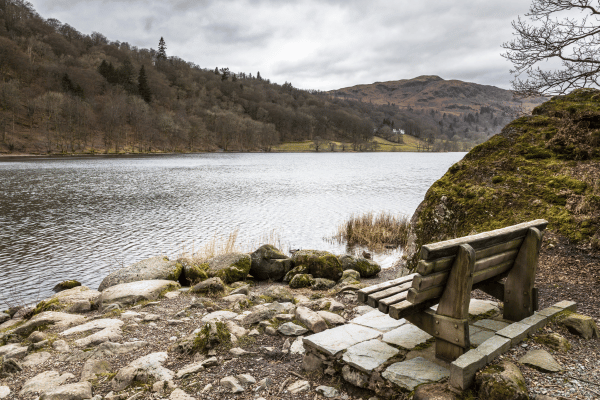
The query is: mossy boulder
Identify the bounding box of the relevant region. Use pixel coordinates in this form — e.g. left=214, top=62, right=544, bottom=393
left=52, top=280, right=81, bottom=292
left=191, top=277, right=225, bottom=294
left=407, top=89, right=600, bottom=269
left=291, top=250, right=343, bottom=281
left=283, top=265, right=310, bottom=283
left=289, top=274, right=314, bottom=289
left=177, top=258, right=209, bottom=285
left=205, top=253, right=251, bottom=284
left=98, top=256, right=183, bottom=291
left=561, top=313, right=599, bottom=339
left=250, top=245, right=293, bottom=281
left=262, top=286, right=295, bottom=303
left=475, top=361, right=528, bottom=400
left=339, top=255, right=381, bottom=278
left=310, top=278, right=336, bottom=290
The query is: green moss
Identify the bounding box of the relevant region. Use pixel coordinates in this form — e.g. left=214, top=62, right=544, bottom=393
left=55, top=280, right=81, bottom=290
left=30, top=298, right=60, bottom=317
left=192, top=321, right=231, bottom=354
left=167, top=263, right=184, bottom=281
left=214, top=257, right=251, bottom=284
left=289, top=274, right=314, bottom=288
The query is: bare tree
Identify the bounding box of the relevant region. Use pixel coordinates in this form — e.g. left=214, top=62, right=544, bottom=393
left=503, top=0, right=600, bottom=95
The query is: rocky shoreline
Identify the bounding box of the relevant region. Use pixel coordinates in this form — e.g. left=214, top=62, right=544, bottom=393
left=1, top=244, right=598, bottom=400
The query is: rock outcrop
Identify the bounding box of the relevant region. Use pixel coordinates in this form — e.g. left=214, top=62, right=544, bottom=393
left=98, top=256, right=183, bottom=291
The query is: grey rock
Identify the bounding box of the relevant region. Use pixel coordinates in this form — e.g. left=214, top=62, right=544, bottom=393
left=316, top=385, right=339, bottom=398
left=295, top=306, right=327, bottom=333
left=382, top=357, right=450, bottom=391
left=90, top=341, right=148, bottom=358
left=561, top=313, right=599, bottom=339
left=289, top=273, right=314, bottom=289
left=39, top=381, right=92, bottom=400
left=21, top=371, right=76, bottom=396
left=255, top=377, right=272, bottom=392
left=169, top=388, right=194, bottom=400
left=29, top=339, right=48, bottom=351
left=382, top=324, right=432, bottom=349
left=263, top=286, right=295, bottom=303
left=311, top=278, right=336, bottom=290
left=236, top=374, right=256, bottom=386
left=0, top=314, right=9, bottom=324
left=302, top=353, right=324, bottom=372
left=13, top=311, right=86, bottom=336
left=291, top=250, right=344, bottom=281
left=98, top=256, right=182, bottom=291
left=201, top=357, right=219, bottom=367
left=112, top=352, right=173, bottom=391
left=290, top=336, right=305, bottom=354
left=99, top=279, right=180, bottom=306
left=303, top=323, right=382, bottom=356
left=60, top=318, right=124, bottom=347
left=225, top=320, right=248, bottom=338
left=220, top=376, right=244, bottom=393
left=0, top=386, right=9, bottom=399
left=152, top=380, right=177, bottom=395
left=28, top=330, right=48, bottom=343
left=1, top=357, right=23, bottom=374
left=201, top=310, right=238, bottom=323
left=13, top=306, right=34, bottom=319
left=176, top=362, right=204, bottom=379
left=339, top=255, right=380, bottom=278
left=317, top=310, right=345, bottom=326
left=250, top=245, right=291, bottom=281
left=0, top=343, right=27, bottom=359
left=536, top=332, right=571, bottom=352
left=230, top=285, right=250, bottom=295
left=205, top=253, right=251, bottom=284
left=343, top=339, right=400, bottom=373
left=342, top=365, right=369, bottom=388
left=221, top=294, right=247, bottom=303
left=191, top=277, right=225, bottom=294
left=413, top=383, right=459, bottom=400
left=67, top=301, right=92, bottom=313
left=287, top=380, right=310, bottom=394
left=476, top=361, right=528, bottom=400
left=22, top=351, right=51, bottom=368
left=278, top=322, right=308, bottom=336
left=52, top=340, right=71, bottom=353
left=265, top=326, right=277, bottom=335
left=353, top=305, right=375, bottom=316
left=468, top=299, right=500, bottom=317
left=275, top=313, right=294, bottom=322
left=81, top=358, right=112, bottom=381
left=518, top=349, right=562, bottom=373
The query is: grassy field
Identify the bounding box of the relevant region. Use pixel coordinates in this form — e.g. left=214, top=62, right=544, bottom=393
left=271, top=135, right=427, bottom=152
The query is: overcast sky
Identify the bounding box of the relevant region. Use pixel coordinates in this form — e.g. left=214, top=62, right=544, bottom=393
left=28, top=0, right=533, bottom=91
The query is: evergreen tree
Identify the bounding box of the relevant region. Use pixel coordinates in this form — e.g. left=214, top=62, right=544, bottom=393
left=257, top=71, right=262, bottom=80
left=138, top=65, right=151, bottom=103
left=214, top=67, right=220, bottom=75
left=157, top=37, right=167, bottom=60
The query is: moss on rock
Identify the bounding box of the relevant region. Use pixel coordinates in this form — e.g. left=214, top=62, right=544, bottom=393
left=52, top=280, right=82, bottom=292
left=205, top=253, right=251, bottom=284
left=289, top=274, right=314, bottom=289
left=408, top=89, right=600, bottom=269
left=291, top=250, right=343, bottom=281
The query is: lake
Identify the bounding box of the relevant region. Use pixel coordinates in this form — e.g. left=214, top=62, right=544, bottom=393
left=0, top=152, right=465, bottom=306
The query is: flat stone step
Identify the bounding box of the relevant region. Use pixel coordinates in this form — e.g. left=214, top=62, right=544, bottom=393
left=382, top=357, right=450, bottom=391
left=302, top=324, right=382, bottom=357
left=342, top=339, right=400, bottom=374
left=350, top=310, right=406, bottom=332
left=381, top=323, right=432, bottom=350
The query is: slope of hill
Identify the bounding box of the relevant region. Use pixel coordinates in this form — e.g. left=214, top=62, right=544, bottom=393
left=330, top=76, right=547, bottom=147
left=405, top=88, right=599, bottom=270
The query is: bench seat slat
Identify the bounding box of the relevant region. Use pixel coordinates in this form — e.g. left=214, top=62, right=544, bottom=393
left=378, top=291, right=409, bottom=313
left=357, top=273, right=417, bottom=303
left=367, top=281, right=413, bottom=307
left=421, top=219, right=547, bottom=260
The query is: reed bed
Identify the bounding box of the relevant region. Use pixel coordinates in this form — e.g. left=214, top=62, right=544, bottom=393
left=334, top=212, right=411, bottom=251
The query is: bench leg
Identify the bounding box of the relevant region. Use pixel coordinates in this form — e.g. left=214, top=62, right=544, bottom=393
left=434, top=243, right=475, bottom=362
left=504, top=227, right=542, bottom=321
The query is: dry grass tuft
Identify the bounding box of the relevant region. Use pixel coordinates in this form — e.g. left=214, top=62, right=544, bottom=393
left=334, top=212, right=411, bottom=251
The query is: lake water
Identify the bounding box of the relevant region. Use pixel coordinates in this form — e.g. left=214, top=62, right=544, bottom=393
left=0, top=152, right=465, bottom=306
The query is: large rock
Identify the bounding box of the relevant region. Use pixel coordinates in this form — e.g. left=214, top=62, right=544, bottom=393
left=81, top=359, right=112, bottom=381
left=89, top=341, right=148, bottom=358
left=289, top=274, right=314, bottom=289
left=204, top=253, right=251, bottom=284
left=262, top=286, right=295, bottom=303
left=98, top=280, right=181, bottom=306
left=295, top=306, right=327, bottom=333
left=518, top=350, right=562, bottom=373
left=60, top=319, right=124, bottom=347
left=250, top=245, right=292, bottom=281
left=475, top=361, right=528, bottom=400
left=561, top=313, right=599, bottom=339
left=40, top=381, right=92, bottom=400
left=112, top=352, right=174, bottom=391
left=191, top=277, right=225, bottom=294
left=339, top=255, right=381, bottom=278
left=13, top=312, right=86, bottom=337
left=290, top=250, right=344, bottom=282
left=51, top=285, right=100, bottom=307
left=98, top=256, right=182, bottom=291
left=21, top=371, right=75, bottom=396
left=177, top=257, right=209, bottom=285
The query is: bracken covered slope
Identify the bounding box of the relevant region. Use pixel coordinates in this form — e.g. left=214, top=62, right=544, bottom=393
left=407, top=88, right=600, bottom=269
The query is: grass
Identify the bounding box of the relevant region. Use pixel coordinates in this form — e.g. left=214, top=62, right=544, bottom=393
left=271, top=135, right=429, bottom=152
left=333, top=212, right=411, bottom=251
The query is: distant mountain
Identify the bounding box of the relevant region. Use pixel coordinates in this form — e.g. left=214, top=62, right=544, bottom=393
left=329, top=76, right=547, bottom=145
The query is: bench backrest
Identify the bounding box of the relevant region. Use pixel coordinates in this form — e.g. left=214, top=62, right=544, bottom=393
left=407, top=219, right=548, bottom=305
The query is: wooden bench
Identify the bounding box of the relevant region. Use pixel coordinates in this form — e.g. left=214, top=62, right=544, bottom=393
left=358, top=219, right=548, bottom=362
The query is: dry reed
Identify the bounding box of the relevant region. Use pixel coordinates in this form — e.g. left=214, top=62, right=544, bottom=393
left=334, top=212, right=411, bottom=251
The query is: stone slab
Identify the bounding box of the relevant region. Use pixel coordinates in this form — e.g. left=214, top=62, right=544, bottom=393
left=473, top=319, right=510, bottom=332
left=350, top=310, right=406, bottom=332
left=495, top=322, right=531, bottom=345
left=342, top=339, right=400, bottom=374
left=553, top=300, right=577, bottom=311
left=519, top=349, right=563, bottom=372
left=201, top=311, right=238, bottom=323
left=382, top=357, right=449, bottom=391
left=468, top=299, right=499, bottom=316
left=519, top=313, right=548, bottom=333
left=537, top=306, right=563, bottom=319
left=470, top=329, right=495, bottom=347
left=450, top=349, right=487, bottom=390
left=99, top=280, right=181, bottom=306
left=382, top=324, right=432, bottom=350
left=303, top=324, right=382, bottom=357
left=475, top=335, right=511, bottom=363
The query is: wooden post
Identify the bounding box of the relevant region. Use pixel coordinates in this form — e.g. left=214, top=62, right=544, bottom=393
left=504, top=227, right=542, bottom=321
left=434, top=244, right=475, bottom=362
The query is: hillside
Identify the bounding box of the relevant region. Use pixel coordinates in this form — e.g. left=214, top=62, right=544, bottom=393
left=331, top=76, right=546, bottom=148
left=406, top=88, right=600, bottom=270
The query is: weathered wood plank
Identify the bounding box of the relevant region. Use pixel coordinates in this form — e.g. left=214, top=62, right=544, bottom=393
left=504, top=227, right=542, bottom=321
left=435, top=244, right=475, bottom=361
left=472, top=260, right=514, bottom=284
left=357, top=274, right=416, bottom=303
left=388, top=299, right=439, bottom=320
left=421, top=219, right=547, bottom=260
left=417, top=238, right=523, bottom=275
left=367, top=281, right=412, bottom=308
left=378, top=291, right=409, bottom=313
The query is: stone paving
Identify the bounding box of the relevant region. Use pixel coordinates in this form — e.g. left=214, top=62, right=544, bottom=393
left=302, top=298, right=578, bottom=392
